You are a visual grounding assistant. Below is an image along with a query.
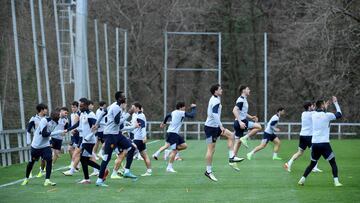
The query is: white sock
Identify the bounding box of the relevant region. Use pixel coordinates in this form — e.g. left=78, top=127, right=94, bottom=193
left=229, top=150, right=234, bottom=158
left=175, top=152, right=180, bottom=158
left=147, top=169, right=152, bottom=173
left=93, top=168, right=99, bottom=173
left=273, top=153, right=278, bottom=158
left=124, top=168, right=130, bottom=173
left=167, top=163, right=173, bottom=169
left=154, top=150, right=161, bottom=157
left=314, top=163, right=319, bottom=169
left=69, top=166, right=75, bottom=173
left=288, top=158, right=294, bottom=166
left=334, top=177, right=339, bottom=184
left=249, top=150, right=255, bottom=155
left=112, top=169, right=117, bottom=176
left=206, top=165, right=212, bottom=173
left=300, top=176, right=306, bottom=182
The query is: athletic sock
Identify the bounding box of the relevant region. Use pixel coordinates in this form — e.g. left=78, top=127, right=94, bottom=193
left=206, top=165, right=212, bottom=173
left=147, top=169, right=152, bottom=173
left=273, top=153, right=278, bottom=158
left=111, top=169, right=117, bottom=176
left=124, top=168, right=130, bottom=173
left=229, top=150, right=235, bottom=158
left=154, top=150, right=160, bottom=157
left=334, top=177, right=340, bottom=184
left=288, top=158, right=294, bottom=166
left=167, top=163, right=173, bottom=169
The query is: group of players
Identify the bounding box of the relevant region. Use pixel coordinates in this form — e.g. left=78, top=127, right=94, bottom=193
left=21, top=83, right=343, bottom=187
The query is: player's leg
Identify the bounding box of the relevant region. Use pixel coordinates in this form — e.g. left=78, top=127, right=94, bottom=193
left=272, top=137, right=282, bottom=160
left=140, top=149, right=152, bottom=176
left=204, top=142, right=217, bottom=181
left=22, top=148, right=39, bottom=185
left=43, top=147, right=56, bottom=186
left=153, top=142, right=170, bottom=160
left=110, top=150, right=125, bottom=179
left=166, top=149, right=178, bottom=173
left=298, top=143, right=321, bottom=185
left=247, top=140, right=267, bottom=160
left=221, top=128, right=243, bottom=162
left=240, top=122, right=262, bottom=147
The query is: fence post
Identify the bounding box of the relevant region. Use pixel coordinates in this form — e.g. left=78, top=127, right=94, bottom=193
left=338, top=125, right=341, bottom=140
left=148, top=123, right=152, bottom=139
left=197, top=122, right=200, bottom=140
left=288, top=123, right=291, bottom=140
left=17, top=132, right=24, bottom=163
left=5, top=133, right=11, bottom=166
left=0, top=133, right=5, bottom=166
left=184, top=123, right=187, bottom=140
left=22, top=132, right=29, bottom=162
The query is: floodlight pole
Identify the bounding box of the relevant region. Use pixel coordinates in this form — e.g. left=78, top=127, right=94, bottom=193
left=264, top=32, right=268, bottom=124
left=163, top=32, right=168, bottom=118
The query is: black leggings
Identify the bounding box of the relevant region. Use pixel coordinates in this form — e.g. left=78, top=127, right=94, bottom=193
left=80, top=156, right=100, bottom=180
left=26, top=159, right=52, bottom=179
left=303, top=157, right=338, bottom=178
left=125, top=146, right=136, bottom=169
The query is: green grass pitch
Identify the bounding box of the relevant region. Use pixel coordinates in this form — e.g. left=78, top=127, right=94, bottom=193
left=0, top=139, right=359, bottom=203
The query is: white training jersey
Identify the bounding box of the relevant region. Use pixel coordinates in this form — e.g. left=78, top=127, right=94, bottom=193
left=265, top=114, right=280, bottom=134
left=299, top=111, right=314, bottom=136
left=26, top=114, right=44, bottom=134
left=78, top=111, right=97, bottom=144
left=205, top=95, right=222, bottom=128
left=235, top=96, right=248, bottom=120
left=104, top=102, right=129, bottom=135
left=95, top=107, right=107, bottom=132
left=51, top=117, right=68, bottom=140
left=133, top=112, right=147, bottom=140
left=312, top=102, right=342, bottom=143
left=31, top=118, right=63, bottom=149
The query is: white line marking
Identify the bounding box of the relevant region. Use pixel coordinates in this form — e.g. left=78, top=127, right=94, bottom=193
left=0, top=140, right=160, bottom=188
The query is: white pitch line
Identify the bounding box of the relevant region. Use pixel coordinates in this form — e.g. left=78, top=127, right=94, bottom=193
left=0, top=166, right=68, bottom=188
left=0, top=140, right=160, bottom=188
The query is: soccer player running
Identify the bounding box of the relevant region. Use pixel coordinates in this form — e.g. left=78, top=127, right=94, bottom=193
left=160, top=102, right=196, bottom=173
left=72, top=98, right=102, bottom=184
left=21, top=110, right=66, bottom=186
left=26, top=103, right=48, bottom=178
left=232, top=85, right=262, bottom=169
left=284, top=101, right=322, bottom=172
left=204, top=84, right=244, bottom=182
left=51, top=107, right=69, bottom=166
left=298, top=96, right=343, bottom=187
left=93, top=101, right=107, bottom=161
left=66, top=101, right=81, bottom=171
left=246, top=107, right=285, bottom=160
left=96, top=91, right=135, bottom=187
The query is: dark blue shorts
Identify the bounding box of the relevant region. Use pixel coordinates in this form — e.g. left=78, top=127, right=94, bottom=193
left=311, top=143, right=334, bottom=161
left=80, top=143, right=95, bottom=157
left=133, top=140, right=146, bottom=152
left=50, top=138, right=62, bottom=150
left=70, top=133, right=80, bottom=147
left=166, top=132, right=185, bottom=149
left=103, top=133, right=133, bottom=156
left=262, top=132, right=277, bottom=143
left=30, top=146, right=52, bottom=162
left=204, top=126, right=222, bottom=143
left=96, top=131, right=107, bottom=143
left=233, top=119, right=248, bottom=138
left=299, top=136, right=312, bottom=150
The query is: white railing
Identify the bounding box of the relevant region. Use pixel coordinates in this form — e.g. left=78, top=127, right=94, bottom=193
left=1, top=122, right=359, bottom=166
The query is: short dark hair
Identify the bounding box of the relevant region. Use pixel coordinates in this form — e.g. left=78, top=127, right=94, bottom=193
left=50, top=110, right=60, bottom=121
left=71, top=101, right=79, bottom=107
left=36, top=103, right=48, bottom=113
left=89, top=100, right=94, bottom=105
left=316, top=100, right=324, bottom=109
left=303, top=101, right=312, bottom=110
left=210, top=84, right=221, bottom=95
left=238, top=85, right=247, bottom=94
left=79, top=98, right=90, bottom=106
left=60, top=106, right=69, bottom=112
left=99, top=101, right=106, bottom=107
left=176, top=102, right=185, bottom=109
left=277, top=107, right=285, bottom=112
left=133, top=102, right=142, bottom=110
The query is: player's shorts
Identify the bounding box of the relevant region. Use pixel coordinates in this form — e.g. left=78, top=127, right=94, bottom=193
left=69, top=133, right=80, bottom=147
left=76, top=137, right=83, bottom=148
left=299, top=136, right=312, bottom=151
left=96, top=131, right=107, bottom=143
left=80, top=143, right=95, bottom=157
left=204, top=126, right=222, bottom=144
left=30, top=146, right=52, bottom=162
left=50, top=138, right=62, bottom=150
left=233, top=119, right=255, bottom=138
left=103, top=133, right=133, bottom=159
left=311, top=143, right=335, bottom=161
left=262, top=132, right=277, bottom=143
left=166, top=132, right=185, bottom=149
left=133, top=140, right=146, bottom=152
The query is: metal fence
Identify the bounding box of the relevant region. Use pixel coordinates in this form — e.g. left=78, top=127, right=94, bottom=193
left=1, top=122, right=359, bottom=166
